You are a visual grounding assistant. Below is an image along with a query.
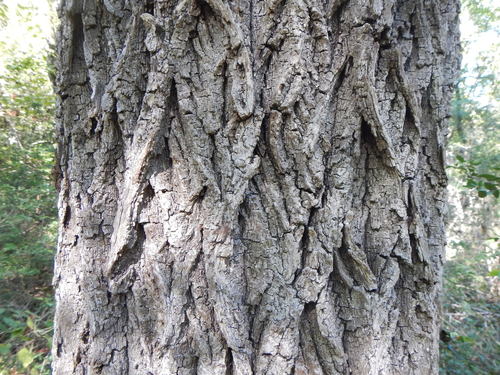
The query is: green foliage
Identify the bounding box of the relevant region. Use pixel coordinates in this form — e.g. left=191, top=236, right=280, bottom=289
left=440, top=1, right=500, bottom=374
left=440, top=248, right=500, bottom=375
left=450, top=155, right=499, bottom=198
left=0, top=52, right=57, bottom=280
left=0, top=299, right=53, bottom=374
left=462, top=0, right=500, bottom=33
left=0, top=1, right=56, bottom=374
left=0, top=2, right=7, bottom=29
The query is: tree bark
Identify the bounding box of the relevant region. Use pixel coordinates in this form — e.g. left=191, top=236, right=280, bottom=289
left=52, top=0, right=460, bottom=374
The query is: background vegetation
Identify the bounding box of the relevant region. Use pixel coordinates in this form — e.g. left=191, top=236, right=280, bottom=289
left=440, top=1, right=499, bottom=373
left=0, top=1, right=56, bottom=373
left=0, top=0, right=497, bottom=374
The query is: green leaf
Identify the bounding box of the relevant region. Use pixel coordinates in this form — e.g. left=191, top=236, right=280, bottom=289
left=26, top=316, right=34, bottom=330
left=493, top=190, right=499, bottom=198
left=0, top=343, right=11, bottom=355
left=478, top=173, right=500, bottom=181
left=487, top=269, right=499, bottom=277
left=484, top=182, right=496, bottom=191
left=456, top=335, right=475, bottom=343
left=10, top=327, right=26, bottom=337
left=477, top=190, right=487, bottom=198
left=2, top=316, right=20, bottom=328
left=16, top=347, right=35, bottom=368
left=456, top=155, right=465, bottom=162
left=465, top=179, right=477, bottom=188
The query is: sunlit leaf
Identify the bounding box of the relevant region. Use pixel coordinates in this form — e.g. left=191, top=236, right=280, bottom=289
left=487, top=269, right=499, bottom=277
left=26, top=316, right=34, bottom=330
left=456, top=335, right=475, bottom=343
left=16, top=347, right=35, bottom=368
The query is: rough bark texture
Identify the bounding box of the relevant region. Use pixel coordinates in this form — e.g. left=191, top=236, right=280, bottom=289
left=52, top=0, right=460, bottom=374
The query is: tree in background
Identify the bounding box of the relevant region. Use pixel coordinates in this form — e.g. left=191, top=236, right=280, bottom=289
left=52, top=0, right=459, bottom=374
left=0, top=0, right=56, bottom=373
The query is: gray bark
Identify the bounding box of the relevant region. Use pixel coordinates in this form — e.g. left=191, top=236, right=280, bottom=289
left=52, top=0, right=460, bottom=374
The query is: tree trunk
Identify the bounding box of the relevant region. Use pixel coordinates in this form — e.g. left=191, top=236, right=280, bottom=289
left=52, top=0, right=459, bottom=374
